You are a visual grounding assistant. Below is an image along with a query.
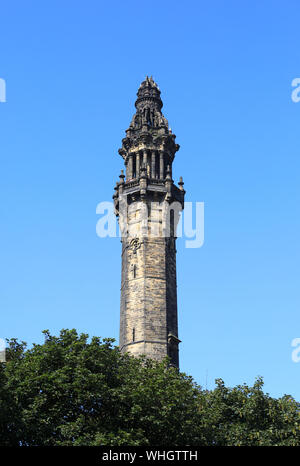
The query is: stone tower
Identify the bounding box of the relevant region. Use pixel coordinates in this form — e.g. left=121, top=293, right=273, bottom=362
left=113, top=76, right=185, bottom=368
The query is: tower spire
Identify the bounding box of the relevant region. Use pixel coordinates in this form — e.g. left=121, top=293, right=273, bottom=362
left=114, top=79, right=185, bottom=368
left=118, top=77, right=179, bottom=181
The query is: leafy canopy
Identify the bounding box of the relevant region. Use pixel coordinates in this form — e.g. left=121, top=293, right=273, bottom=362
left=0, top=329, right=299, bottom=446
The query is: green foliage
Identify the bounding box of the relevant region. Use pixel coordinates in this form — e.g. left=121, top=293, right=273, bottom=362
left=198, top=378, right=300, bottom=445
left=0, top=329, right=299, bottom=446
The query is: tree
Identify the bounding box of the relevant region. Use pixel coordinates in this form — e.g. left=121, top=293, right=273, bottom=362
left=198, top=378, right=300, bottom=445
left=0, top=329, right=299, bottom=446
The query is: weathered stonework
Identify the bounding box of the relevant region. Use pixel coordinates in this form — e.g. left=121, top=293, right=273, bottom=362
left=114, top=77, right=185, bottom=368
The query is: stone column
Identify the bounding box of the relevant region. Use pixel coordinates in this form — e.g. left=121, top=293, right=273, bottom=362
left=143, top=150, right=147, bottom=171
left=136, top=152, right=140, bottom=178
left=159, top=151, right=164, bottom=179
left=128, top=155, right=133, bottom=180
left=143, top=150, right=150, bottom=177
left=151, top=150, right=156, bottom=179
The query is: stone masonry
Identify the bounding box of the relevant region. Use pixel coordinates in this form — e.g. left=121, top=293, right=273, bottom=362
left=113, top=77, right=185, bottom=368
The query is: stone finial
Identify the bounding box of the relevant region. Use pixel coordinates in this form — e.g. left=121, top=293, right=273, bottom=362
left=112, top=181, right=119, bottom=200
left=178, top=176, right=184, bottom=190
left=119, top=169, right=125, bottom=183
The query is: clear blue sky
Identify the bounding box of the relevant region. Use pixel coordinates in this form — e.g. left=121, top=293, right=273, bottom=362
left=1, top=0, right=300, bottom=400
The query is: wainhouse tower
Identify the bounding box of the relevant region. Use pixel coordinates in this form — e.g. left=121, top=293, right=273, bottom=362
left=113, top=77, right=185, bottom=368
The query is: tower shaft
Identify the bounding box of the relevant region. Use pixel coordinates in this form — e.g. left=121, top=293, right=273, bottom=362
left=114, top=77, right=185, bottom=367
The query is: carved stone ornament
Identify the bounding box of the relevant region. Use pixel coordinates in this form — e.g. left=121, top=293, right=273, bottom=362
left=128, top=238, right=141, bottom=254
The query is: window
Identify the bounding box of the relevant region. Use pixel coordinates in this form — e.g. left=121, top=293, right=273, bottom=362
left=132, top=154, right=136, bottom=178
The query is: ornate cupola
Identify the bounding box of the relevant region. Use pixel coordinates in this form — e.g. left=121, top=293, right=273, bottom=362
left=114, top=77, right=185, bottom=368
left=118, top=75, right=180, bottom=183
